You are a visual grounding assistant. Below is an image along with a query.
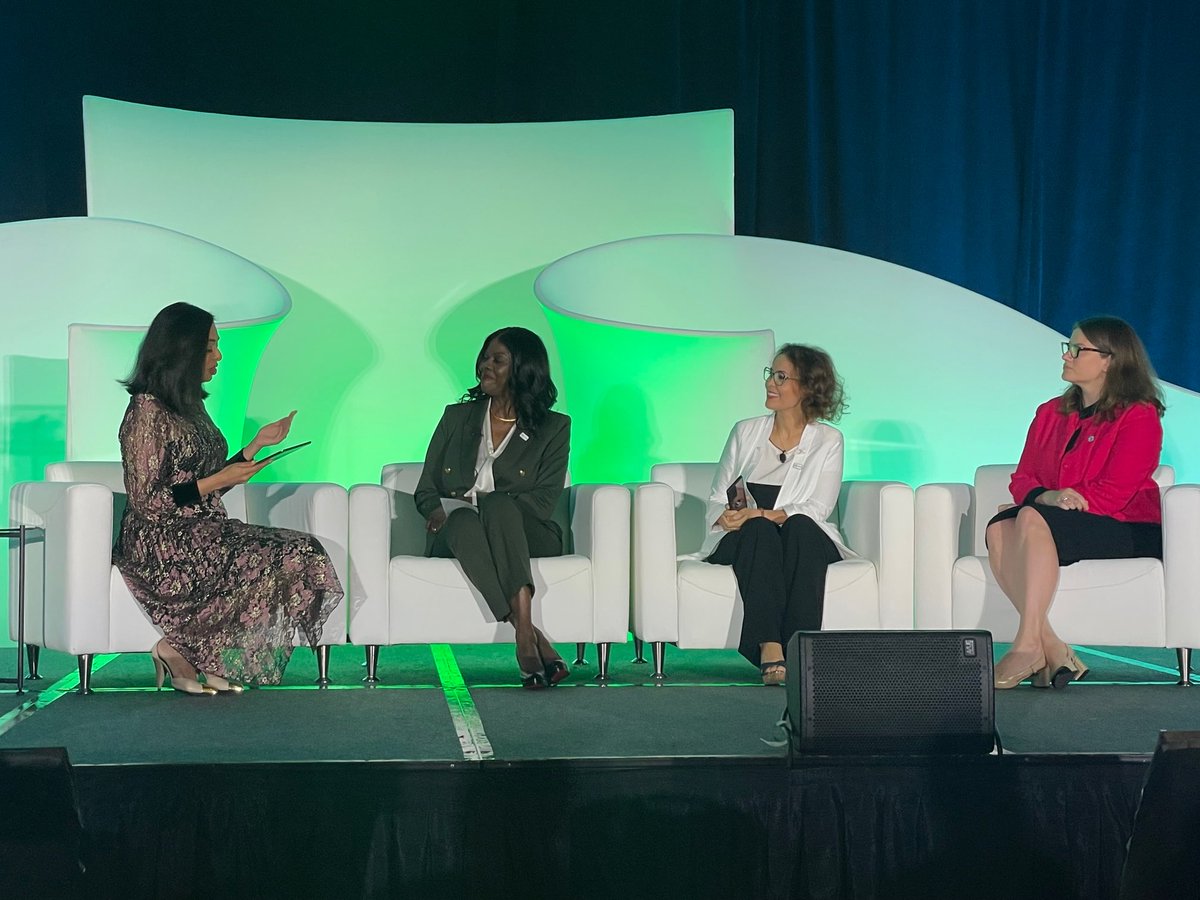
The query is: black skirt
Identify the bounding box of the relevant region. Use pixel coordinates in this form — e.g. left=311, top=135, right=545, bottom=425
left=986, top=502, right=1162, bottom=566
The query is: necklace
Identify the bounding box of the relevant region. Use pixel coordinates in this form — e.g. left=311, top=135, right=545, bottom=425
left=491, top=410, right=517, bottom=423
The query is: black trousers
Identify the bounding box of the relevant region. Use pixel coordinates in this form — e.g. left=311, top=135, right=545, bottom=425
left=706, top=514, right=841, bottom=666
left=428, top=492, right=562, bottom=621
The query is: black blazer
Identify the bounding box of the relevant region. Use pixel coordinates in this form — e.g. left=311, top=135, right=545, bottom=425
left=414, top=399, right=571, bottom=525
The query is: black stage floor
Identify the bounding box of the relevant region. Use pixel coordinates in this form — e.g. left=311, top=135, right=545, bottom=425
left=0, top=643, right=1195, bottom=898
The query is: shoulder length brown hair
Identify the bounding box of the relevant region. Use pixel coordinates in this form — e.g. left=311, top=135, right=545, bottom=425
left=121, top=302, right=214, bottom=418
left=1060, top=315, right=1165, bottom=421
left=777, top=343, right=847, bottom=423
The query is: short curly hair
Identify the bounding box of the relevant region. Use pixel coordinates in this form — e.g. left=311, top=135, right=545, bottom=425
left=776, top=343, right=847, bottom=423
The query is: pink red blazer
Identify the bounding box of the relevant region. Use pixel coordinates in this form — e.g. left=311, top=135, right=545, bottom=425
left=1009, top=398, right=1163, bottom=523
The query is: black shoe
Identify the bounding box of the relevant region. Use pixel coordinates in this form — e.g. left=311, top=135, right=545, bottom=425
left=520, top=669, right=549, bottom=690
left=544, top=658, right=570, bottom=686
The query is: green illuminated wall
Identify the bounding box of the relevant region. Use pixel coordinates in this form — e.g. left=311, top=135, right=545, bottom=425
left=83, top=98, right=736, bottom=486
left=1, top=216, right=290, bottom=640
left=536, top=235, right=1200, bottom=486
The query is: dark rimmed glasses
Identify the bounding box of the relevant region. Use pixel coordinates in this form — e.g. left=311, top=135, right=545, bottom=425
left=1062, top=341, right=1111, bottom=359
left=763, top=367, right=798, bottom=386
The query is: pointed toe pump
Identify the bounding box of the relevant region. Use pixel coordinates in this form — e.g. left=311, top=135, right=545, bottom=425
left=151, top=642, right=216, bottom=696
left=994, top=654, right=1047, bottom=690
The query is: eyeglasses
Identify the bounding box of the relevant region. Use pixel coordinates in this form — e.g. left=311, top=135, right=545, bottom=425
left=763, top=367, right=799, bottom=386
left=1061, top=341, right=1111, bottom=359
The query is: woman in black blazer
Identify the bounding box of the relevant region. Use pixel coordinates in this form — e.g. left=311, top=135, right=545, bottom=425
left=415, top=327, right=571, bottom=688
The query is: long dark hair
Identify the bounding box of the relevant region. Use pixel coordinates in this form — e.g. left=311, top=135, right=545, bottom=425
left=121, top=302, right=214, bottom=417
left=1060, top=315, right=1165, bottom=421
left=464, top=327, right=558, bottom=431
left=776, top=343, right=847, bottom=423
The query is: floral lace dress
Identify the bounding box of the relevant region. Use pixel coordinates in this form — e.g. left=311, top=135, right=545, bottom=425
left=112, top=394, right=342, bottom=684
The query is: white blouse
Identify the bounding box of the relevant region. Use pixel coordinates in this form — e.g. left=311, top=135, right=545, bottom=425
left=746, top=433, right=800, bottom=486
left=700, top=414, right=850, bottom=559
left=465, top=399, right=517, bottom=504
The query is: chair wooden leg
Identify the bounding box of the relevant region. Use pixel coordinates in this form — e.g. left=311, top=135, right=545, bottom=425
left=632, top=638, right=647, bottom=664
left=363, top=645, right=380, bottom=684
left=1177, top=648, right=1193, bottom=687
left=77, top=654, right=94, bottom=695
left=594, top=643, right=611, bottom=683
left=652, top=642, right=666, bottom=681
left=574, top=642, right=588, bottom=666
left=314, top=645, right=331, bottom=687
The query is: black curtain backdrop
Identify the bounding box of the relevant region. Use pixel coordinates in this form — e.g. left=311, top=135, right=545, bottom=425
left=2, top=1, right=1197, bottom=386
left=69, top=757, right=1148, bottom=899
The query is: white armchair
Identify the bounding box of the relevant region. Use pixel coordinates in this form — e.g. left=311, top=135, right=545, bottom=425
left=8, top=461, right=349, bottom=693
left=914, top=464, right=1200, bottom=684
left=347, top=463, right=630, bottom=681
left=631, top=463, right=915, bottom=678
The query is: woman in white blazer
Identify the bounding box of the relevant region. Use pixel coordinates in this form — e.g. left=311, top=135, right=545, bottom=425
left=703, top=344, right=850, bottom=685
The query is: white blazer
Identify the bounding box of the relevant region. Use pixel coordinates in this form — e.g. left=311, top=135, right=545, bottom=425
left=698, top=414, right=851, bottom=559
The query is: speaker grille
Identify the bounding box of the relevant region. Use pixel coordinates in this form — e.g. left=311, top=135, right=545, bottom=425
left=789, top=630, right=995, bottom=754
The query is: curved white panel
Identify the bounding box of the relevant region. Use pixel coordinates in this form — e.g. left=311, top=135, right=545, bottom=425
left=0, top=216, right=289, bottom=462
left=536, top=234, right=1200, bottom=484
left=83, top=97, right=735, bottom=485
left=0, top=215, right=291, bottom=635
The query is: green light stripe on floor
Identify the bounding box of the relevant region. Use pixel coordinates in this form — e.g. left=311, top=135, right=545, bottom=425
left=431, top=643, right=493, bottom=761
left=0, top=698, right=38, bottom=736
left=468, top=680, right=765, bottom=689
left=1075, top=646, right=1184, bottom=677
left=0, top=653, right=120, bottom=737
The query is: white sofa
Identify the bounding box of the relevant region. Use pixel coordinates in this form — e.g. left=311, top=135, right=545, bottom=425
left=8, top=461, right=349, bottom=692
left=347, top=463, right=629, bottom=681
left=914, top=464, right=1200, bottom=684
left=631, top=463, right=915, bottom=677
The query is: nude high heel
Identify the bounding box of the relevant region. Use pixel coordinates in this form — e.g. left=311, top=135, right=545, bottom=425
left=201, top=673, right=244, bottom=693
left=1033, top=647, right=1090, bottom=689
left=994, top=652, right=1047, bottom=690
left=151, top=642, right=216, bottom=695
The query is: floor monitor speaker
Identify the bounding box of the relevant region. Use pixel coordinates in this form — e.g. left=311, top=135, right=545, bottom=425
left=787, top=630, right=996, bottom=755
left=0, top=746, right=85, bottom=895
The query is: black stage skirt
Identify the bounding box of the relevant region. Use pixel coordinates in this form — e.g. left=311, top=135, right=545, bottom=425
left=986, top=502, right=1162, bottom=566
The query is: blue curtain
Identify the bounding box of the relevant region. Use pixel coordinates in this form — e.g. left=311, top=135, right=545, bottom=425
left=756, top=0, right=1200, bottom=387
left=3, top=0, right=1197, bottom=385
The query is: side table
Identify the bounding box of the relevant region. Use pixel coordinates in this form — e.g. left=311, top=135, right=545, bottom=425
left=2, top=525, right=43, bottom=693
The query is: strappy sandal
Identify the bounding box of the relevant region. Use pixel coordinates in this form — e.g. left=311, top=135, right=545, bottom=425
left=759, top=660, right=787, bottom=686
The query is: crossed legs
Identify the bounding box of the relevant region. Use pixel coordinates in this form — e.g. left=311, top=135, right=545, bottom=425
left=986, top=506, right=1071, bottom=685
left=432, top=492, right=565, bottom=686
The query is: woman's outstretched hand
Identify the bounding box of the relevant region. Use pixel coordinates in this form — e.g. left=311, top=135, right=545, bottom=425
left=247, top=410, right=297, bottom=457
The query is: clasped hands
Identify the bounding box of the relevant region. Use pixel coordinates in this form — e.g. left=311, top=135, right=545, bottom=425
left=717, top=506, right=785, bottom=531
left=996, top=487, right=1089, bottom=515
left=1039, top=487, right=1089, bottom=512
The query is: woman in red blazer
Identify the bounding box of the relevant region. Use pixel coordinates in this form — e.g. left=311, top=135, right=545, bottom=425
left=987, top=316, right=1165, bottom=690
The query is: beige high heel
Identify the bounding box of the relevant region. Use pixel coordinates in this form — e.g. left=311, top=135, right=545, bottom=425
left=1033, top=647, right=1090, bottom=689
left=151, top=642, right=216, bottom=695
left=994, top=651, right=1047, bottom=690
left=201, top=673, right=244, bottom=693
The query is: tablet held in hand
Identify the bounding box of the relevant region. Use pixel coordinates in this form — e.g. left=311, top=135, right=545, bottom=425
left=259, top=441, right=312, bottom=464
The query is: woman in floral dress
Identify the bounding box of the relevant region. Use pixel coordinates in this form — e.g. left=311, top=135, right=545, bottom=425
left=112, top=302, right=342, bottom=693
